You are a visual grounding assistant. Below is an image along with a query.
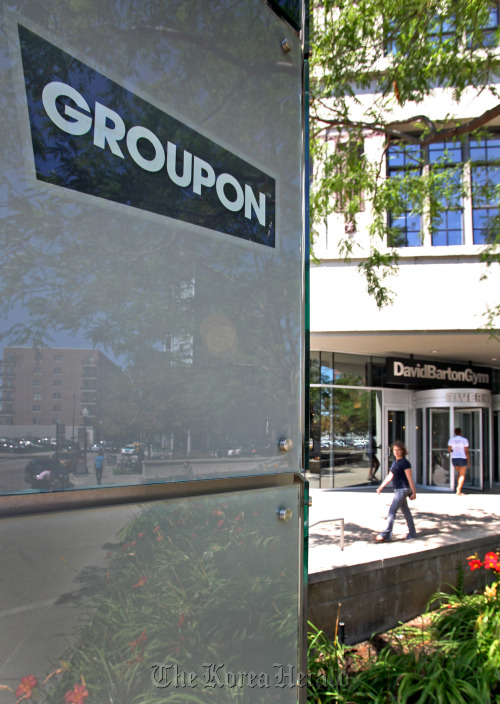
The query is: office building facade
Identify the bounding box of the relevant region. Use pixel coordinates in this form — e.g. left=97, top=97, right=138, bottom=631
left=309, top=7, right=500, bottom=492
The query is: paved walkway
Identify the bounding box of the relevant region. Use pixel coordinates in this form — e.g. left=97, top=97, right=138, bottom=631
left=308, top=485, right=500, bottom=575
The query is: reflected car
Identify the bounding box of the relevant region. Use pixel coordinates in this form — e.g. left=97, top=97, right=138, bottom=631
left=121, top=445, right=137, bottom=455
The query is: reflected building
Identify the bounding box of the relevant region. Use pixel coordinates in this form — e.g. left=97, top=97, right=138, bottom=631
left=0, top=347, right=120, bottom=440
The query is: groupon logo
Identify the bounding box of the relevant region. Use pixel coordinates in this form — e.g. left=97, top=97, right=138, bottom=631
left=18, top=25, right=275, bottom=247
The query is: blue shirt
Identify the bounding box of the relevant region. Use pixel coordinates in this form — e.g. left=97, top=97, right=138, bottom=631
left=390, top=458, right=411, bottom=489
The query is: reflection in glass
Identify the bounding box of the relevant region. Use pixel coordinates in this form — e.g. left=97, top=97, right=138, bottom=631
left=332, top=353, right=368, bottom=386
left=430, top=156, right=463, bottom=246
left=455, top=408, right=482, bottom=488
left=320, top=351, right=333, bottom=383
left=387, top=409, right=407, bottom=466
left=471, top=135, right=500, bottom=244
left=387, top=144, right=423, bottom=248
left=0, top=486, right=302, bottom=702
left=428, top=408, right=450, bottom=487
left=494, top=410, right=500, bottom=484
left=0, top=0, right=304, bottom=494
left=308, top=386, right=381, bottom=489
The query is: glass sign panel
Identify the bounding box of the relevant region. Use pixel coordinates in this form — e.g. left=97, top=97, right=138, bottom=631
left=0, top=0, right=304, bottom=494
left=0, top=485, right=302, bottom=702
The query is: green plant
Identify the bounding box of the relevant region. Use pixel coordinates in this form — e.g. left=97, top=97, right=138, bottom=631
left=307, top=622, right=349, bottom=702
left=306, top=551, right=500, bottom=702
left=1, top=491, right=300, bottom=703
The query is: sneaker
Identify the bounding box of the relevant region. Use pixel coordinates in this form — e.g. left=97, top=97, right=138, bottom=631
left=405, top=533, right=417, bottom=540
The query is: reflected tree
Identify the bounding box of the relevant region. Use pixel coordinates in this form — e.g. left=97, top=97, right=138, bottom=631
left=0, top=0, right=303, bottom=459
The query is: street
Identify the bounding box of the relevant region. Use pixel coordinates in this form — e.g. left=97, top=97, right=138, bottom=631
left=0, top=455, right=37, bottom=493
left=0, top=454, right=138, bottom=494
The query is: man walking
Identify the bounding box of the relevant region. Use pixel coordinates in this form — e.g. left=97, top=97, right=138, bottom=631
left=94, top=451, right=105, bottom=485
left=448, top=427, right=470, bottom=496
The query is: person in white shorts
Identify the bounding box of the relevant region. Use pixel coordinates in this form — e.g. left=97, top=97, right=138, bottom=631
left=448, top=427, right=470, bottom=496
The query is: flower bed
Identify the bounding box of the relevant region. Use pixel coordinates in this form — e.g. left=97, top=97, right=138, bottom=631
left=308, top=551, right=500, bottom=703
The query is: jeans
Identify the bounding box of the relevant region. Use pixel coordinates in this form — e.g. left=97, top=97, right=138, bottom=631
left=379, top=488, right=416, bottom=540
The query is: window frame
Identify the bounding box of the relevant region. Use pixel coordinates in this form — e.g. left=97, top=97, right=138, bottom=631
left=387, top=142, right=424, bottom=247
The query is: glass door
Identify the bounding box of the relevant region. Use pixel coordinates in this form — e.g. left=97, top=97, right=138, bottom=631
left=385, top=408, right=408, bottom=473
left=428, top=409, right=450, bottom=488
left=494, top=410, right=500, bottom=485
left=455, top=409, right=483, bottom=489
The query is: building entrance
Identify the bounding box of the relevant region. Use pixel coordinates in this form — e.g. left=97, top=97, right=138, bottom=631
left=455, top=409, right=483, bottom=489
left=382, top=389, right=412, bottom=478
left=494, top=404, right=500, bottom=485
left=386, top=408, right=408, bottom=470
left=415, top=389, right=491, bottom=491
left=428, top=408, right=450, bottom=488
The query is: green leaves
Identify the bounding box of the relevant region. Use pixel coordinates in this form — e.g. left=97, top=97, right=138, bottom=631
left=310, top=0, right=500, bottom=309
left=307, top=580, right=500, bottom=702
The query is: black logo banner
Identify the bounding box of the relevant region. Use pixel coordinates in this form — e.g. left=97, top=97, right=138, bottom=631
left=19, top=25, right=276, bottom=247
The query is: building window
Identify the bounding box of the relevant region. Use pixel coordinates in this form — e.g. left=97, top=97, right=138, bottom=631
left=34, top=367, right=42, bottom=374
left=53, top=367, right=62, bottom=374
left=428, top=15, right=457, bottom=47
left=467, top=3, right=500, bottom=48
left=54, top=354, right=62, bottom=361
left=33, top=379, right=41, bottom=386
left=471, top=134, right=500, bottom=244
left=32, top=405, right=41, bottom=411
left=53, top=405, right=61, bottom=412
left=53, top=393, right=61, bottom=399
left=429, top=140, right=464, bottom=246
left=387, top=5, right=499, bottom=53
left=53, top=380, right=62, bottom=387
left=33, top=393, right=42, bottom=400
left=484, top=3, right=500, bottom=45
left=32, top=418, right=41, bottom=425
left=387, top=143, right=423, bottom=247
left=326, top=134, right=365, bottom=215
left=388, top=134, right=500, bottom=247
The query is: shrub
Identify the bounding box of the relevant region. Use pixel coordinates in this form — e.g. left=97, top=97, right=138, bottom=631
left=307, top=550, right=500, bottom=703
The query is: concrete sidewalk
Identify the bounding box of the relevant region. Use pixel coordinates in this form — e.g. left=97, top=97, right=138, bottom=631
left=308, top=486, right=500, bottom=575
left=307, top=485, right=500, bottom=642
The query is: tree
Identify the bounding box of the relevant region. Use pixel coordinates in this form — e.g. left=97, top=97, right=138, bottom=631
left=310, top=0, right=500, bottom=318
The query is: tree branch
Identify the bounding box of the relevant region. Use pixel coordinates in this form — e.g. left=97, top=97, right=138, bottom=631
left=311, top=102, right=500, bottom=144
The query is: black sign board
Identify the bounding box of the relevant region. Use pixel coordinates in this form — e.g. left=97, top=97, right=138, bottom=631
left=386, top=357, right=492, bottom=389
left=19, top=25, right=276, bottom=247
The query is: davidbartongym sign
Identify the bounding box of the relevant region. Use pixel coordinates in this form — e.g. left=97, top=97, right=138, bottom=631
left=18, top=25, right=276, bottom=247
left=386, top=357, right=492, bottom=390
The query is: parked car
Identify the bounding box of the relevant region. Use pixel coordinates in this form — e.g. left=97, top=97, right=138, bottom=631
left=24, top=457, right=70, bottom=490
